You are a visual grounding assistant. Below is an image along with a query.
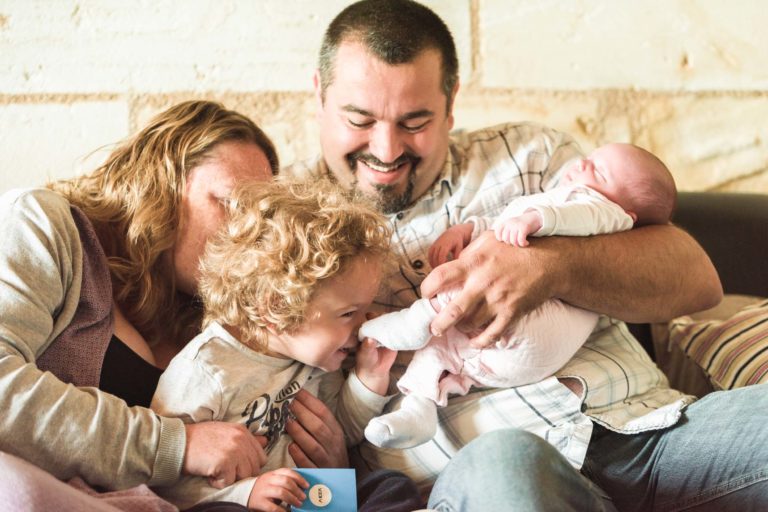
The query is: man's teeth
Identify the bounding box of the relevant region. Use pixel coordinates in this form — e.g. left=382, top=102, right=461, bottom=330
left=362, top=160, right=402, bottom=173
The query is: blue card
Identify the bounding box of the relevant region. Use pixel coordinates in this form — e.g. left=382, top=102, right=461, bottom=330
left=292, top=468, right=357, bottom=511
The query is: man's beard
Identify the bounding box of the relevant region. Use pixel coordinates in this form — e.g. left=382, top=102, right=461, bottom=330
left=345, top=151, right=419, bottom=214
left=369, top=179, right=415, bottom=214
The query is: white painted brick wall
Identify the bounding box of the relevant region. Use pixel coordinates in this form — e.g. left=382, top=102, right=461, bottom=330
left=0, top=0, right=766, bottom=194
left=0, top=102, right=129, bottom=192
left=1, top=0, right=470, bottom=94
left=481, top=0, right=768, bottom=90
left=643, top=96, right=768, bottom=190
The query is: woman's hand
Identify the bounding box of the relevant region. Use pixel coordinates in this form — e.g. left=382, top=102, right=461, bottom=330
left=286, top=389, right=349, bottom=468
left=355, top=338, right=396, bottom=395
left=183, top=422, right=268, bottom=489
left=247, top=468, right=309, bottom=512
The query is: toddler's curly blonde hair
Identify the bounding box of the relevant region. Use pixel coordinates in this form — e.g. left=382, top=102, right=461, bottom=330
left=199, top=176, right=392, bottom=350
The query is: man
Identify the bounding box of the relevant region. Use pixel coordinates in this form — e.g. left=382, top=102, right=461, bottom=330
left=285, top=1, right=768, bottom=510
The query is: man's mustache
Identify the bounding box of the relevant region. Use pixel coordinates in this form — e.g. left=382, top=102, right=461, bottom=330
left=348, top=151, right=420, bottom=169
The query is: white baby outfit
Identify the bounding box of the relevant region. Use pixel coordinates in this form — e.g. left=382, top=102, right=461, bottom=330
left=360, top=184, right=633, bottom=449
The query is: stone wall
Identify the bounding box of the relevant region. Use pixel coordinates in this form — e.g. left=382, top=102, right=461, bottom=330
left=2, top=0, right=766, bottom=194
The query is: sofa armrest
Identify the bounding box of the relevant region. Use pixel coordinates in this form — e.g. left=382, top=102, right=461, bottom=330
left=629, top=192, right=768, bottom=357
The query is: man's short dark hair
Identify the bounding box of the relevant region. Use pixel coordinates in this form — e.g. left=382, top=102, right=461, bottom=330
left=318, top=0, right=459, bottom=112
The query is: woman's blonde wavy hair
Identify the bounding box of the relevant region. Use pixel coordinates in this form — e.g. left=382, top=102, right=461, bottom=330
left=48, top=100, right=279, bottom=346
left=199, top=176, right=392, bottom=351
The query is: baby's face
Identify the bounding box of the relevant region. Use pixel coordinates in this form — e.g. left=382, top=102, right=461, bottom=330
left=560, top=144, right=636, bottom=206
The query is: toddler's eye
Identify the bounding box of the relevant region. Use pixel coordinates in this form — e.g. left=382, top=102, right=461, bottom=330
left=341, top=310, right=356, bottom=318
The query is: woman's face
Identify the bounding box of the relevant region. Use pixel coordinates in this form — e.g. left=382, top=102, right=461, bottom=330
left=173, top=140, right=273, bottom=295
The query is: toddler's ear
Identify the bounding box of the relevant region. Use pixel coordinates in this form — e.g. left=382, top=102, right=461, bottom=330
left=627, top=211, right=638, bottom=223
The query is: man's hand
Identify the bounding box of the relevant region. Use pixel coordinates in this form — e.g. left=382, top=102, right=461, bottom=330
left=183, top=422, right=268, bottom=489
left=247, top=468, right=309, bottom=512
left=429, top=223, right=474, bottom=267
left=286, top=389, right=349, bottom=468
left=421, top=231, right=551, bottom=348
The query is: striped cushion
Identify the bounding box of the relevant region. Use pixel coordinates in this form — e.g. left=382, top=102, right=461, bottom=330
left=668, top=299, right=768, bottom=389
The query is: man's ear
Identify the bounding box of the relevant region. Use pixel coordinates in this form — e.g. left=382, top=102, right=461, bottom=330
left=313, top=69, right=324, bottom=115
left=447, top=80, right=460, bottom=130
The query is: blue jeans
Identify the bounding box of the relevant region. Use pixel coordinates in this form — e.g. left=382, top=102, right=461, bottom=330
left=428, top=384, right=768, bottom=511
left=428, top=429, right=616, bottom=511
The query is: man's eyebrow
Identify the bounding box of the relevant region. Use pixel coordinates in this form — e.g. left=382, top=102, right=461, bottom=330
left=341, top=105, right=435, bottom=121
left=342, top=104, right=373, bottom=116
left=399, top=110, right=434, bottom=121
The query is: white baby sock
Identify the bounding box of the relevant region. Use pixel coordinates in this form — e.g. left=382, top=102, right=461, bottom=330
left=358, top=298, right=436, bottom=350
left=364, top=394, right=437, bottom=449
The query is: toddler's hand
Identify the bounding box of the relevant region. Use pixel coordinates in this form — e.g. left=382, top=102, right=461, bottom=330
left=429, top=223, right=474, bottom=267
left=247, top=468, right=309, bottom=512
left=355, top=338, right=396, bottom=395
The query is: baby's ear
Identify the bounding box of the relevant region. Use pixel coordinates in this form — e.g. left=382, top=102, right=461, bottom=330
left=627, top=211, right=638, bottom=223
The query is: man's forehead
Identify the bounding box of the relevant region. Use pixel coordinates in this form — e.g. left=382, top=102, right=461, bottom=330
left=327, top=43, right=446, bottom=115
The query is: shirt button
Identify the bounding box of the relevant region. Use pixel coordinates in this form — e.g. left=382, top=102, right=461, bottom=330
left=412, top=260, right=424, bottom=270
left=396, top=212, right=405, bottom=220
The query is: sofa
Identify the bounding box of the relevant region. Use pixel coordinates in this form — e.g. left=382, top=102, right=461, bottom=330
left=628, top=191, right=768, bottom=395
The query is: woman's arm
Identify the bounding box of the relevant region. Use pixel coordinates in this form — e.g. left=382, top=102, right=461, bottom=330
left=0, top=189, right=185, bottom=488
left=422, top=223, right=723, bottom=348
left=0, top=190, right=264, bottom=490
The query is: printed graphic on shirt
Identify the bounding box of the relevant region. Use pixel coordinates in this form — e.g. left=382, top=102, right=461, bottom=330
left=241, top=379, right=301, bottom=451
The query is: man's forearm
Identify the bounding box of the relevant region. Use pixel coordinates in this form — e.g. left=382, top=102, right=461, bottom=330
left=543, top=224, right=723, bottom=323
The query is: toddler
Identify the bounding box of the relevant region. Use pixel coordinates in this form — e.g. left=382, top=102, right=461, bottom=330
left=360, top=143, right=676, bottom=449
left=151, top=177, right=396, bottom=510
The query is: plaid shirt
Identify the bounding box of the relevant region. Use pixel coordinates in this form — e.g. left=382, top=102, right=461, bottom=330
left=284, top=122, right=695, bottom=490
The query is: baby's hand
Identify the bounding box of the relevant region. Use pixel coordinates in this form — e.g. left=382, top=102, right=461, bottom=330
left=493, top=211, right=542, bottom=247
left=429, top=223, right=474, bottom=268
left=355, top=338, right=396, bottom=396
left=247, top=468, right=309, bottom=512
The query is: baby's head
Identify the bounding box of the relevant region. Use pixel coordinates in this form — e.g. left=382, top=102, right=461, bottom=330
left=561, top=143, right=677, bottom=226
left=198, top=176, right=391, bottom=368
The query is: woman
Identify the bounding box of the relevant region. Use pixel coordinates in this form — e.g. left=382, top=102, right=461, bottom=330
left=0, top=100, right=423, bottom=512
left=0, top=101, right=334, bottom=509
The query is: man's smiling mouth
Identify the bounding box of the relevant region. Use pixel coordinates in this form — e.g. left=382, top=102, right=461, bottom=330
left=360, top=159, right=407, bottom=173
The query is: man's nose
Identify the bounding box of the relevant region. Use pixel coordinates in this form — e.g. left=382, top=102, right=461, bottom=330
left=369, top=124, right=405, bottom=164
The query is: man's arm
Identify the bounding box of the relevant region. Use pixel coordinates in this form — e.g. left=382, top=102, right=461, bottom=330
left=421, top=224, right=723, bottom=348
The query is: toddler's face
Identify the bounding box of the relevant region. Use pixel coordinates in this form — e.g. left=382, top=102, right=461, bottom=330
left=270, top=255, right=382, bottom=372
left=560, top=144, right=635, bottom=206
